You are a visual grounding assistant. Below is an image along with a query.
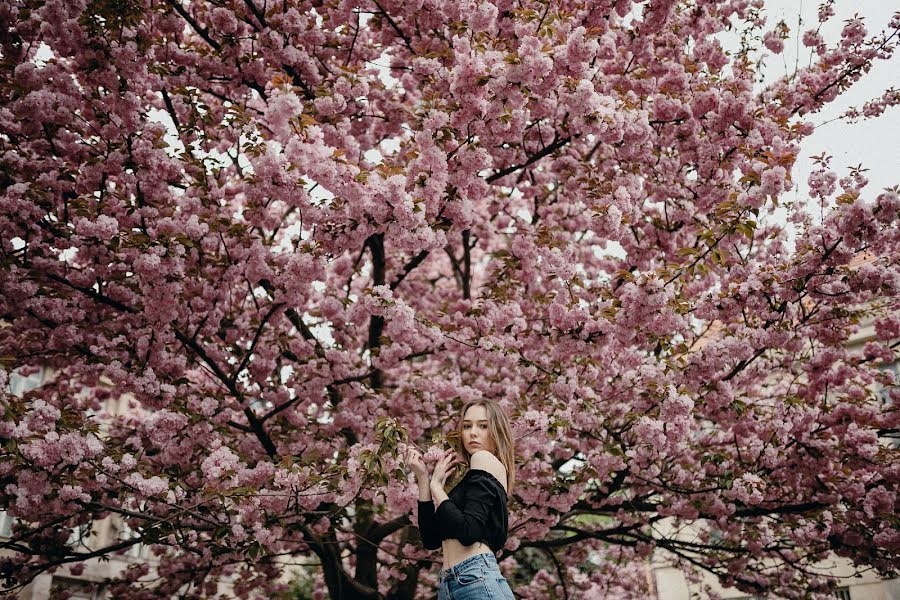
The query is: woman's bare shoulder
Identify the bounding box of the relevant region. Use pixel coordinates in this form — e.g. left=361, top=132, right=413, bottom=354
left=470, top=450, right=507, bottom=492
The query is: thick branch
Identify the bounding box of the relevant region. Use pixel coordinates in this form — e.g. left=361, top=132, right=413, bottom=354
left=390, top=249, right=429, bottom=291
left=230, top=302, right=285, bottom=387
left=371, top=0, right=415, bottom=55
left=365, top=233, right=386, bottom=390
left=486, top=135, right=572, bottom=183
left=173, top=328, right=278, bottom=458
left=461, top=229, right=473, bottom=300
left=242, top=0, right=267, bottom=28
left=301, top=524, right=381, bottom=600
left=163, top=0, right=221, bottom=51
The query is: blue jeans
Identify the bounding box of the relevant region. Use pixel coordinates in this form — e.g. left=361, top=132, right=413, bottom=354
left=436, top=552, right=515, bottom=599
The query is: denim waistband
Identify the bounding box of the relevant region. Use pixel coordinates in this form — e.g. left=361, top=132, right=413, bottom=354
left=439, top=552, right=498, bottom=581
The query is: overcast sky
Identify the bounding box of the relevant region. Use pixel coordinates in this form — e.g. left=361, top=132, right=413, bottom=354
left=753, top=1, right=900, bottom=201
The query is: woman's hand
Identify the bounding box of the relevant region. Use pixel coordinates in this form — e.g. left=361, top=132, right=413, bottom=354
left=429, top=448, right=461, bottom=493
left=405, top=446, right=429, bottom=483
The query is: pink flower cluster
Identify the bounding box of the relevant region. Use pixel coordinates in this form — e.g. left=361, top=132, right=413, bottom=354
left=0, top=0, right=897, bottom=598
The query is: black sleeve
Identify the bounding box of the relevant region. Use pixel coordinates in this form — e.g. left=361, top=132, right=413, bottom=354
left=433, top=477, right=497, bottom=547
left=417, top=501, right=442, bottom=550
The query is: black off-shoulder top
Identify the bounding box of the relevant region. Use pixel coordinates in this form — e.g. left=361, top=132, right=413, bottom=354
left=417, top=469, right=509, bottom=553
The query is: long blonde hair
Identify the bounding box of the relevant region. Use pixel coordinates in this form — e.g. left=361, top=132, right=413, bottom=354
left=453, top=398, right=516, bottom=495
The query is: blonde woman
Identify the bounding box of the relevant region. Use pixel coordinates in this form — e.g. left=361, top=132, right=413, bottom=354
left=406, top=399, right=516, bottom=599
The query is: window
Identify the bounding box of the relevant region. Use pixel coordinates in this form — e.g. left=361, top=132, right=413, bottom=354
left=834, top=587, right=851, bottom=600
left=119, top=521, right=150, bottom=559
left=876, top=361, right=898, bottom=406
left=877, top=361, right=899, bottom=448
left=50, top=577, right=106, bottom=600
left=7, top=366, right=46, bottom=396
left=67, top=522, right=92, bottom=550
left=0, top=510, right=14, bottom=538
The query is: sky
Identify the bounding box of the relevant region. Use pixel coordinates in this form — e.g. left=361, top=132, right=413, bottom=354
left=751, top=0, right=900, bottom=201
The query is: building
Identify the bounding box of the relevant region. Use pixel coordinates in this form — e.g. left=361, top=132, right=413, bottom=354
left=1, top=367, right=152, bottom=599
left=651, top=259, right=899, bottom=600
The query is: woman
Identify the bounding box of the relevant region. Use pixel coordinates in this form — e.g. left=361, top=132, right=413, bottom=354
left=406, top=399, right=516, bottom=599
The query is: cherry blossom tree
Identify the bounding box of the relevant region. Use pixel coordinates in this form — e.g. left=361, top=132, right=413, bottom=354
left=1, top=0, right=898, bottom=598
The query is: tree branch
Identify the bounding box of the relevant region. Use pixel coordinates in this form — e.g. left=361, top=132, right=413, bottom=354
left=486, top=135, right=572, bottom=183
left=230, top=301, right=285, bottom=387
left=390, top=249, right=429, bottom=291
left=365, top=233, right=386, bottom=390
left=371, top=0, right=415, bottom=55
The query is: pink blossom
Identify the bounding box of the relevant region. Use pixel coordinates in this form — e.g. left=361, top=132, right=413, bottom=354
left=0, top=1, right=897, bottom=598
left=763, top=31, right=785, bottom=54
left=469, top=2, right=498, bottom=33
left=125, top=473, right=169, bottom=497
left=74, top=215, right=119, bottom=239
left=209, top=7, right=239, bottom=35
left=201, top=446, right=242, bottom=481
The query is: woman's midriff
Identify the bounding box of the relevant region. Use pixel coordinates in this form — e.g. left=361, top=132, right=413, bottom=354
left=441, top=538, right=493, bottom=569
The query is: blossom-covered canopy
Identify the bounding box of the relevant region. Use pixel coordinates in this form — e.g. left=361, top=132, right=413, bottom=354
left=1, top=0, right=898, bottom=598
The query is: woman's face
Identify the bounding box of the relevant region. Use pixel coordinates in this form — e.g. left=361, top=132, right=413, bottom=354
left=462, top=404, right=494, bottom=455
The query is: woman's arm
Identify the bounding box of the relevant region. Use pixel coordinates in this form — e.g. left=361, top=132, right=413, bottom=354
left=428, top=449, right=504, bottom=547
left=407, top=447, right=441, bottom=549
left=406, top=447, right=432, bottom=501
left=429, top=449, right=460, bottom=508
left=430, top=481, right=449, bottom=508
left=418, top=475, right=432, bottom=502
left=417, top=500, right=443, bottom=549
left=431, top=477, right=498, bottom=547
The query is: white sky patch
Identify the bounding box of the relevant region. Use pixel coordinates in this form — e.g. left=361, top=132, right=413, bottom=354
left=309, top=184, right=335, bottom=205
left=721, top=1, right=900, bottom=203
left=593, top=240, right=627, bottom=260
left=364, top=148, right=382, bottom=164
left=274, top=221, right=310, bottom=253
left=364, top=136, right=403, bottom=167
left=382, top=137, right=402, bottom=154
left=373, top=49, right=402, bottom=91
left=308, top=319, right=336, bottom=346
left=57, top=247, right=78, bottom=263
left=31, top=42, right=54, bottom=66
left=146, top=107, right=186, bottom=158
left=280, top=364, right=295, bottom=385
